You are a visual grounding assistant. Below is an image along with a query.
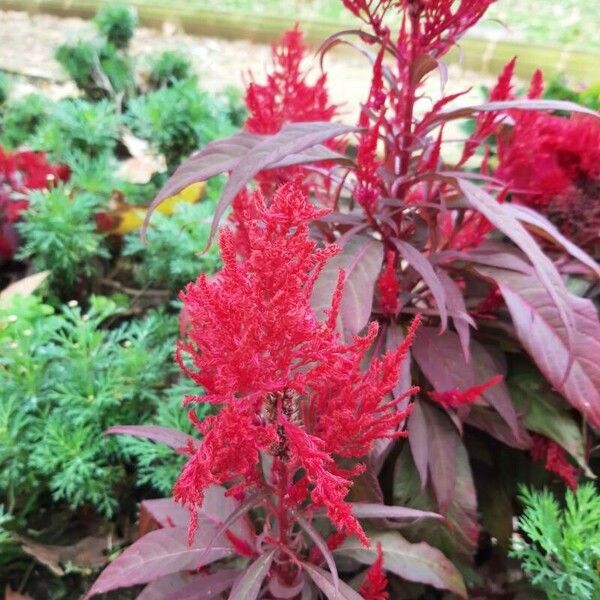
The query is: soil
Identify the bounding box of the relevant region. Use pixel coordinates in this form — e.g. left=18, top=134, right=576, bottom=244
left=0, top=9, right=495, bottom=121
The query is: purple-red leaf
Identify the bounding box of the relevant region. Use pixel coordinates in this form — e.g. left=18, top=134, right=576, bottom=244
left=294, top=511, right=339, bottom=594
left=456, top=179, right=576, bottom=381
left=439, top=98, right=600, bottom=124
left=163, top=570, right=240, bottom=600
left=503, top=204, right=600, bottom=278
left=412, top=327, right=524, bottom=445
left=139, top=498, right=189, bottom=536
left=209, top=121, right=357, bottom=246
left=350, top=502, right=441, bottom=521
left=137, top=573, right=195, bottom=600
left=311, top=234, right=383, bottom=339
left=336, top=531, right=467, bottom=598
left=105, top=425, right=198, bottom=453
left=302, top=563, right=363, bottom=600
left=407, top=399, right=430, bottom=489
left=393, top=239, right=448, bottom=330
left=227, top=549, right=276, bottom=600
left=436, top=268, right=475, bottom=360
left=422, top=402, right=458, bottom=513
left=85, top=527, right=233, bottom=598
left=479, top=266, right=600, bottom=430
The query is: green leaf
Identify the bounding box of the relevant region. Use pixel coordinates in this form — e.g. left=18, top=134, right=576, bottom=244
left=508, top=362, right=592, bottom=476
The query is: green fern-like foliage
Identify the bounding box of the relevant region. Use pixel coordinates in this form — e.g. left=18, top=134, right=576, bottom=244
left=126, top=78, right=235, bottom=172
left=511, top=484, right=600, bottom=599
left=120, top=381, right=211, bottom=495
left=16, top=186, right=108, bottom=287
left=124, top=196, right=222, bottom=291
left=148, top=50, right=192, bottom=89
left=0, top=94, right=51, bottom=149
left=0, top=295, right=178, bottom=517
left=33, top=99, right=120, bottom=161
left=95, top=4, right=138, bottom=50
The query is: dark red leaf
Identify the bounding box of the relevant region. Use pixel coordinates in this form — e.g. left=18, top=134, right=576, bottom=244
left=310, top=234, right=383, bottom=339
left=105, top=425, right=198, bottom=453
left=294, top=511, right=339, bottom=594
left=456, top=178, right=576, bottom=379
left=349, top=503, right=441, bottom=522
left=412, top=327, right=524, bottom=445
left=435, top=269, right=474, bottom=360
left=302, top=563, right=363, bottom=600
left=209, top=121, right=358, bottom=247
left=336, top=531, right=467, bottom=598
left=85, top=527, right=233, bottom=598
left=227, top=550, right=276, bottom=600
left=422, top=402, right=458, bottom=513
left=407, top=399, right=430, bottom=489
left=139, top=498, right=189, bottom=536
left=163, top=570, right=240, bottom=600
left=393, top=239, right=448, bottom=330
left=136, top=573, right=194, bottom=600
left=478, top=266, right=600, bottom=430
left=503, top=204, right=600, bottom=278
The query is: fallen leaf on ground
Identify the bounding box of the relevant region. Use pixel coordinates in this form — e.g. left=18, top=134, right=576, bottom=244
left=17, top=534, right=110, bottom=576
left=0, top=271, right=49, bottom=305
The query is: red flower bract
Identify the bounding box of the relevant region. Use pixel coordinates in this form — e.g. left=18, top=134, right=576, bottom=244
left=175, top=181, right=418, bottom=545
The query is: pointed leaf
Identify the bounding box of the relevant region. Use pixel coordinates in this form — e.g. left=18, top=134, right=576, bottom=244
left=336, top=531, right=467, bottom=598
left=349, top=503, right=441, bottom=522
left=435, top=268, right=474, bottom=360
left=503, top=204, right=600, bottom=279
left=228, top=549, right=276, bottom=600
left=137, top=573, right=195, bottom=599
left=294, top=511, right=339, bottom=594
left=508, top=363, right=592, bottom=475
left=85, top=527, right=233, bottom=597
left=407, top=400, right=430, bottom=488
left=412, top=327, right=524, bottom=445
left=209, top=121, right=358, bottom=246
left=311, top=234, right=383, bottom=338
left=456, top=179, right=575, bottom=380
left=421, top=402, right=458, bottom=513
left=105, top=425, right=198, bottom=453
left=478, top=266, right=600, bottom=430
left=302, top=563, right=363, bottom=600
left=139, top=498, right=189, bottom=536
left=393, top=239, right=448, bottom=330
left=163, top=570, right=240, bottom=600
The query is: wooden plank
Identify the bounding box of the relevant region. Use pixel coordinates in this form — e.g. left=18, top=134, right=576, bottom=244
left=1, top=0, right=599, bottom=81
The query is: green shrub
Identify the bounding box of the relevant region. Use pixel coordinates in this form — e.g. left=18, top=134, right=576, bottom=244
left=148, top=50, right=192, bottom=89
left=33, top=99, right=120, bottom=161
left=126, top=79, right=234, bottom=171
left=95, top=4, right=138, bottom=50
left=0, top=94, right=50, bottom=149
left=123, top=196, right=221, bottom=291
left=0, top=73, right=10, bottom=107
left=512, top=484, right=600, bottom=599
left=55, top=39, right=133, bottom=100
left=220, top=84, right=248, bottom=128
left=16, top=186, right=108, bottom=286
left=0, top=295, right=178, bottom=518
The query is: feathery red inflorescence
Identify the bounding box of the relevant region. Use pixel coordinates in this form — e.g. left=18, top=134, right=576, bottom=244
left=175, top=181, right=419, bottom=545
left=377, top=250, right=400, bottom=315
left=429, top=375, right=503, bottom=409
left=531, top=434, right=579, bottom=490
left=359, top=542, right=389, bottom=600
left=244, top=25, right=337, bottom=136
